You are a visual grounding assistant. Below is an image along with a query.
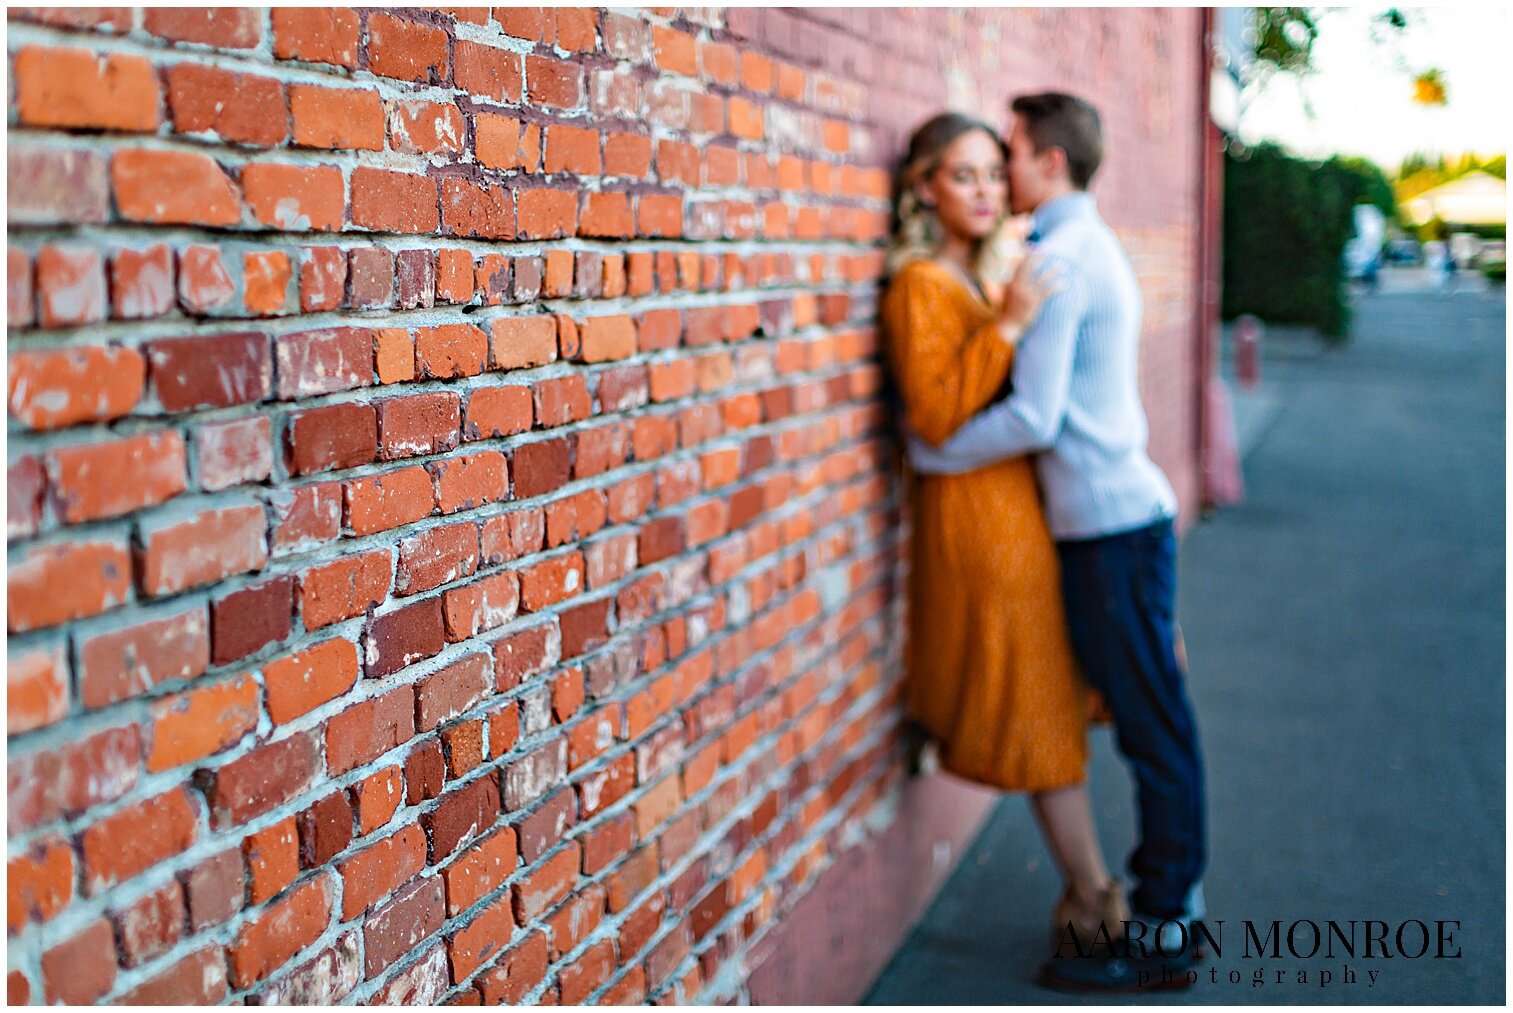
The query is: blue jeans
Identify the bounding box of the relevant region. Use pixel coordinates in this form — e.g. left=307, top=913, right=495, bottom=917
left=1056, top=518, right=1206, bottom=919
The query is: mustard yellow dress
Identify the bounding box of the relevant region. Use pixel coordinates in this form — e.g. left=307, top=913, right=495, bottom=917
left=882, top=259, right=1098, bottom=792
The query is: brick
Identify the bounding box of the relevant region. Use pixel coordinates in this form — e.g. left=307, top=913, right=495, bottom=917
left=435, top=48, right=509, bottom=116
left=510, top=255, right=542, bottom=301
left=298, top=791, right=354, bottom=867
left=176, top=243, right=235, bottom=312
left=396, top=251, right=435, bottom=310
left=145, top=7, right=260, bottom=48
left=532, top=375, right=591, bottom=429
left=377, top=392, right=462, bottom=460
left=34, top=243, right=106, bottom=327
left=290, top=83, right=384, bottom=150
left=512, top=839, right=580, bottom=922
left=109, top=243, right=175, bottom=319
left=368, top=942, right=449, bottom=1005
left=511, top=438, right=572, bottom=500
left=147, top=674, right=259, bottom=772
left=476, top=252, right=513, bottom=305
left=490, top=317, right=558, bottom=371
left=275, top=327, right=372, bottom=398
left=397, top=522, right=478, bottom=595
left=579, top=314, right=637, bottom=363
left=578, top=190, right=634, bottom=239
left=7, top=456, right=42, bottom=540
left=416, top=323, right=489, bottom=379
left=545, top=123, right=601, bottom=176
left=41, top=918, right=116, bottom=1005
left=440, top=177, right=516, bottom=240
left=8, top=144, right=109, bottom=226
left=502, top=737, right=568, bottom=813
left=637, top=194, right=683, bottom=238
left=136, top=505, right=267, bottom=598
left=364, top=597, right=445, bottom=678
left=558, top=938, right=613, bottom=1003
left=430, top=451, right=509, bottom=512
left=447, top=892, right=516, bottom=981
left=8, top=538, right=132, bottom=633
left=264, top=637, right=360, bottom=724
left=271, top=482, right=343, bottom=555
left=8, top=724, right=139, bottom=834
left=244, top=162, right=344, bottom=230
left=243, top=816, right=300, bottom=904
left=405, top=739, right=445, bottom=805
left=6, top=645, right=67, bottom=736
left=441, top=827, right=516, bottom=916
left=147, top=331, right=271, bottom=411
left=348, top=247, right=395, bottom=309
left=475, top=113, right=537, bottom=170
left=364, top=877, right=445, bottom=979
left=476, top=929, right=548, bottom=1004
left=112, top=148, right=241, bottom=226
left=168, top=64, right=287, bottom=146
left=246, top=250, right=293, bottom=315
left=14, top=45, right=159, bottom=132
left=209, top=576, right=293, bottom=664
left=76, top=609, right=205, bottom=710
left=227, top=876, right=333, bottom=989
left=436, top=248, right=474, bottom=302
left=442, top=571, right=520, bottom=642
left=325, top=685, right=415, bottom=776
left=345, top=466, right=435, bottom=536
left=180, top=849, right=244, bottom=931
left=9, top=246, right=32, bottom=327
left=7, top=835, right=73, bottom=933
left=367, top=12, right=447, bottom=83
left=196, top=416, right=273, bottom=491
left=411, top=653, right=490, bottom=732
left=388, top=98, right=464, bottom=154
left=493, top=623, right=559, bottom=690
left=287, top=402, right=377, bottom=476
left=118, top=947, right=229, bottom=1005
left=497, top=6, right=547, bottom=41
left=338, top=823, right=426, bottom=918
left=517, top=188, right=578, bottom=240
left=352, top=167, right=440, bottom=234
left=80, top=787, right=198, bottom=892
left=273, top=7, right=359, bottom=65
left=300, top=550, right=392, bottom=629
left=202, top=731, right=320, bottom=829
left=518, top=789, right=577, bottom=867
left=351, top=765, right=404, bottom=834
left=555, top=7, right=598, bottom=51
left=423, top=775, right=501, bottom=861
left=526, top=55, right=582, bottom=108
left=8, top=344, right=143, bottom=430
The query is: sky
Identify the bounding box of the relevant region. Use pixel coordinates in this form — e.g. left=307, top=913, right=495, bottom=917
left=1239, top=6, right=1509, bottom=172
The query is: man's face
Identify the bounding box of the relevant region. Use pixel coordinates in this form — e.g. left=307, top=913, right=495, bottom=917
left=1006, top=119, right=1050, bottom=215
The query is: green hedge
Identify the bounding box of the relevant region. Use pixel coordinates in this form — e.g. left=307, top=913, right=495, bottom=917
left=1222, top=142, right=1382, bottom=339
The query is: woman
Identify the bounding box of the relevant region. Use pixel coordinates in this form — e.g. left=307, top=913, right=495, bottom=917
left=880, top=112, right=1127, bottom=950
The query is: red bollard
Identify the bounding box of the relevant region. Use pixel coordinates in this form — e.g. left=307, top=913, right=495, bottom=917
left=1234, top=314, right=1261, bottom=390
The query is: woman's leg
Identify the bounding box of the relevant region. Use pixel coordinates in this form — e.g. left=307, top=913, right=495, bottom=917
left=1030, top=782, right=1113, bottom=911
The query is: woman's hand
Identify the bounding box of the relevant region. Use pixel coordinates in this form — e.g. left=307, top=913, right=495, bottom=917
left=993, top=254, right=1062, bottom=345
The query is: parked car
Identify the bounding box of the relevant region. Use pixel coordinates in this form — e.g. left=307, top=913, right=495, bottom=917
left=1385, top=238, right=1421, bottom=265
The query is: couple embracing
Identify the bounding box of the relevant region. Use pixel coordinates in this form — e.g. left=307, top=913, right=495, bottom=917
left=881, top=93, right=1207, bottom=993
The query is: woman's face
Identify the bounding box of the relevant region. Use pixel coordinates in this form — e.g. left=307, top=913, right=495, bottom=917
left=916, top=129, right=1007, bottom=242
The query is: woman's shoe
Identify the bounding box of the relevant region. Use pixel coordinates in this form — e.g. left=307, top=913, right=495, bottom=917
left=1049, top=881, right=1129, bottom=957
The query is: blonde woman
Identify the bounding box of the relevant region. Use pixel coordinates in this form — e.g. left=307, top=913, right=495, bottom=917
left=880, top=112, right=1125, bottom=954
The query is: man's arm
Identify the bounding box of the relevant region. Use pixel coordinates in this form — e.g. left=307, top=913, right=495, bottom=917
left=907, top=257, right=1086, bottom=474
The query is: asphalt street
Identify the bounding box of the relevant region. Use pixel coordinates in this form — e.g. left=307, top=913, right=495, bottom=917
left=864, top=278, right=1506, bottom=1004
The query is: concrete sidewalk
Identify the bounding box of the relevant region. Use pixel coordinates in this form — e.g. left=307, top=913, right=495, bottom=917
left=863, top=284, right=1506, bottom=1004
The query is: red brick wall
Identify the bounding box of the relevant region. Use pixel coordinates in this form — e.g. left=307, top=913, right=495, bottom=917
left=5, top=7, right=1206, bottom=1005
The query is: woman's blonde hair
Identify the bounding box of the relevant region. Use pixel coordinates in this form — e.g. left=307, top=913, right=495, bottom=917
left=885, top=112, right=1009, bottom=278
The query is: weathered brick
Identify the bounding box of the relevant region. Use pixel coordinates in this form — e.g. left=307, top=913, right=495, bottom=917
left=195, top=415, right=273, bottom=491
left=41, top=918, right=116, bottom=1005
left=363, top=877, right=445, bottom=979
left=276, top=326, right=373, bottom=398
left=80, top=787, right=199, bottom=892
left=112, top=149, right=241, bottom=227
left=290, top=84, right=384, bottom=150
left=377, top=392, right=462, bottom=460
left=8, top=345, right=144, bottom=430
left=34, top=243, right=106, bottom=327
left=263, top=637, right=360, bottom=724
left=211, top=574, right=294, bottom=664
left=476, top=928, right=548, bottom=1004
left=345, top=466, right=436, bottom=536
left=422, top=775, right=501, bottom=861
left=147, top=331, right=271, bottom=412
left=273, top=7, right=360, bottom=66
left=227, top=875, right=333, bottom=989
left=298, top=791, right=354, bottom=868
left=287, top=402, right=378, bottom=475
left=512, top=839, right=580, bottom=922
left=243, top=816, right=300, bottom=904
left=325, top=685, right=415, bottom=775
left=243, top=162, right=344, bottom=231
left=8, top=538, right=133, bottom=633
left=7, top=835, right=74, bottom=933
left=351, top=167, right=440, bottom=234
left=396, top=521, right=479, bottom=595
left=137, top=505, right=267, bottom=598
left=338, top=823, right=426, bottom=918
left=300, top=550, right=392, bottom=629
left=512, top=437, right=572, bottom=500
left=364, top=597, right=445, bottom=678
left=145, top=7, right=260, bottom=48
left=146, top=674, right=259, bottom=772
left=201, top=731, right=320, bottom=829
left=14, top=45, right=159, bottom=132
left=367, top=12, right=448, bottom=84
left=118, top=946, right=229, bottom=1005
left=351, top=765, right=404, bottom=835
left=180, top=849, right=244, bottom=931
left=447, top=891, right=516, bottom=981
left=167, top=64, right=287, bottom=146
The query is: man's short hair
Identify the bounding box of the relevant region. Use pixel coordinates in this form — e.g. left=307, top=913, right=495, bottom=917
left=1011, top=92, right=1104, bottom=190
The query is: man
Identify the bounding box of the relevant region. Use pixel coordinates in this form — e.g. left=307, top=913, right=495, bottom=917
left=906, top=93, right=1207, bottom=993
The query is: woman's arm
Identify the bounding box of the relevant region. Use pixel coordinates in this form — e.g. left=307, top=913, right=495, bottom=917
left=881, top=265, right=1019, bottom=448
